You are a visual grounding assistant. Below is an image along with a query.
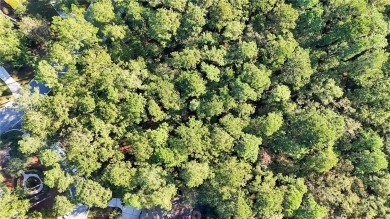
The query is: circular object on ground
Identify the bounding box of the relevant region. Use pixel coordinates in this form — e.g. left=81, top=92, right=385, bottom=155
left=22, top=173, right=43, bottom=195
left=192, top=210, right=201, bottom=219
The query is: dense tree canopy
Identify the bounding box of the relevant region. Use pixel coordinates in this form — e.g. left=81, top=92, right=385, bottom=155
left=3, top=0, right=390, bottom=218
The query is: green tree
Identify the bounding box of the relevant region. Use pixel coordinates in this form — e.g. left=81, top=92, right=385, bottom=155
left=88, top=0, right=115, bottom=24
left=148, top=8, right=181, bottom=46
left=44, top=164, right=74, bottom=192
left=170, top=48, right=201, bottom=69
left=0, top=186, right=30, bottom=219
left=102, top=161, right=136, bottom=190
left=281, top=47, right=313, bottom=90
left=51, top=14, right=98, bottom=50
left=6, top=158, right=29, bottom=178
left=176, top=71, right=207, bottom=98
left=39, top=149, right=61, bottom=167
left=53, top=195, right=75, bottom=216
left=355, top=150, right=388, bottom=174
left=177, top=2, right=205, bottom=39
left=305, top=147, right=339, bottom=173
left=75, top=179, right=112, bottom=208
left=236, top=133, right=262, bottom=163
left=293, top=194, right=328, bottom=219
left=249, top=112, right=284, bottom=137
left=269, top=85, right=291, bottom=102
left=181, top=161, right=210, bottom=188
left=0, top=16, right=27, bottom=65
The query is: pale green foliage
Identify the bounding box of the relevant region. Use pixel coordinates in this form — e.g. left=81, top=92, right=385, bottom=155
left=306, top=147, right=339, bottom=173
left=178, top=2, right=206, bottom=38
left=200, top=62, right=220, bottom=82
left=39, top=149, right=61, bottom=167
left=220, top=114, right=248, bottom=139
left=102, top=161, right=136, bottom=189
left=14, top=1, right=390, bottom=218
left=293, top=194, right=328, bottom=219
left=51, top=15, right=99, bottom=50
left=53, top=196, right=75, bottom=216
left=177, top=71, right=206, bottom=98
left=282, top=47, right=313, bottom=90
left=236, top=134, right=262, bottom=162
left=163, top=0, right=187, bottom=12
left=250, top=168, right=307, bottom=219
left=89, top=0, right=115, bottom=24
left=170, top=48, right=201, bottom=69
left=44, top=164, right=74, bottom=192
left=0, top=186, right=30, bottom=219
left=233, top=63, right=271, bottom=101
left=102, top=24, right=128, bottom=41
left=36, top=60, right=59, bottom=89
left=223, top=21, right=245, bottom=41
left=0, top=16, right=26, bottom=65
left=18, top=135, right=45, bottom=155
left=147, top=99, right=166, bottom=121
left=209, top=0, right=235, bottom=30
left=270, top=85, right=291, bottom=102
left=289, top=108, right=345, bottom=150
left=75, top=179, right=112, bottom=208
left=260, top=32, right=298, bottom=70
left=149, top=8, right=181, bottom=46
left=174, top=117, right=210, bottom=158
left=210, top=125, right=235, bottom=157
left=355, top=150, right=388, bottom=174
left=284, top=178, right=308, bottom=217
left=310, top=79, right=343, bottom=105
left=123, top=193, right=142, bottom=209
left=208, top=157, right=252, bottom=200
left=353, top=129, right=384, bottom=151
left=124, top=165, right=178, bottom=210
left=202, top=46, right=227, bottom=66
left=234, top=41, right=259, bottom=61
left=235, top=193, right=254, bottom=219
left=261, top=112, right=284, bottom=137
left=369, top=174, right=390, bottom=197
left=181, top=161, right=210, bottom=187
left=266, top=2, right=299, bottom=33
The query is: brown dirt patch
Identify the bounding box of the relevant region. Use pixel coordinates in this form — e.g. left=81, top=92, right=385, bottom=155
left=1, top=172, right=16, bottom=189
left=28, top=155, right=43, bottom=169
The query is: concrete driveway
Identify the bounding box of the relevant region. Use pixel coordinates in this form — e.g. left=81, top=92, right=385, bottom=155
left=62, top=204, right=89, bottom=219
left=0, top=67, right=50, bottom=135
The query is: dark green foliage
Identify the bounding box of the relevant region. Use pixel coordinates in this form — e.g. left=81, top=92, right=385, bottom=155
left=12, top=0, right=390, bottom=218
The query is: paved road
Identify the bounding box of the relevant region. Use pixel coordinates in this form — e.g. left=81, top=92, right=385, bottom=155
left=0, top=67, right=50, bottom=135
